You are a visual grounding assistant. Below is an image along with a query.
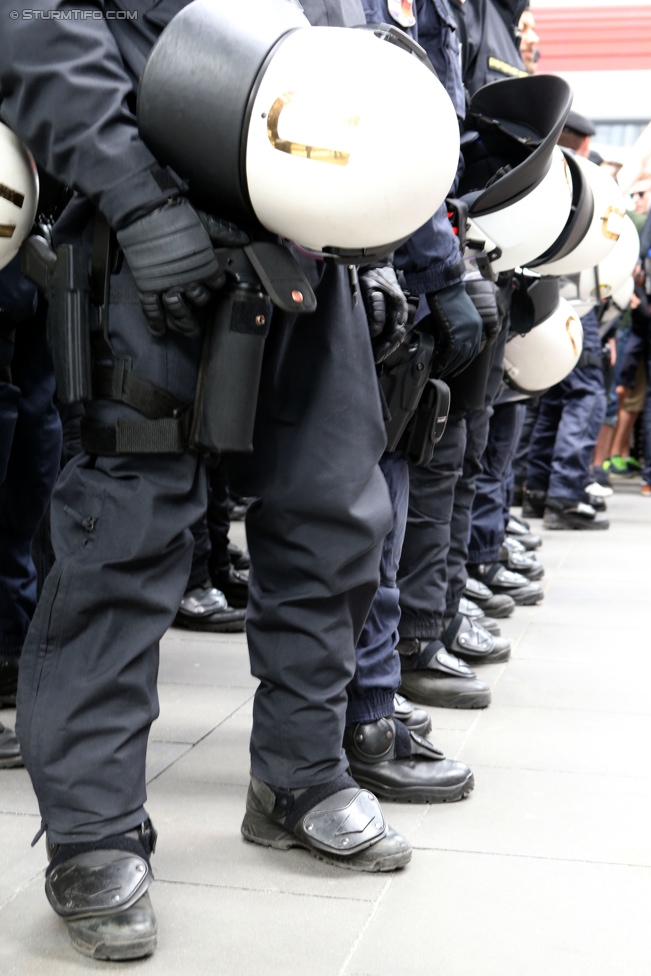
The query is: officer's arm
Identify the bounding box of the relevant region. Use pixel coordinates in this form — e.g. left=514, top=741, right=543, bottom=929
left=0, top=0, right=178, bottom=229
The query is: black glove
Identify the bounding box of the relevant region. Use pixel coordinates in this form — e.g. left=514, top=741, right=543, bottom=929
left=116, top=198, right=248, bottom=338
left=359, top=266, right=409, bottom=364
left=463, top=272, right=503, bottom=349
left=424, top=281, right=484, bottom=378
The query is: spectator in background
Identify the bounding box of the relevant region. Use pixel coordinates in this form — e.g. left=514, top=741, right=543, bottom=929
left=594, top=177, right=651, bottom=481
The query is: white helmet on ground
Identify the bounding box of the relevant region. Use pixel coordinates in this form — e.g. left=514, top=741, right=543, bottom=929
left=138, top=0, right=460, bottom=259
left=504, top=277, right=584, bottom=396
left=530, top=152, right=627, bottom=276
left=0, top=122, right=38, bottom=271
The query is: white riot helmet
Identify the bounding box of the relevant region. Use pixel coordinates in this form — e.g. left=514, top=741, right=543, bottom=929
left=529, top=152, right=627, bottom=275
left=0, top=122, right=38, bottom=271
left=456, top=75, right=574, bottom=273
left=504, top=277, right=584, bottom=396
left=138, top=0, right=460, bottom=259
left=559, top=213, right=640, bottom=318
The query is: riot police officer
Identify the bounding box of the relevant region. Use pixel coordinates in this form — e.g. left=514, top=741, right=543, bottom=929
left=0, top=0, right=425, bottom=960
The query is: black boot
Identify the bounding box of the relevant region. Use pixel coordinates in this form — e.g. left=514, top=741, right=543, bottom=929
left=45, top=822, right=158, bottom=960
left=391, top=693, right=432, bottom=736
left=521, top=486, right=547, bottom=519
left=241, top=775, right=411, bottom=871
left=174, top=582, right=246, bottom=632
left=210, top=564, right=249, bottom=609
left=441, top=613, right=511, bottom=664
left=458, top=596, right=502, bottom=636
left=543, top=497, right=609, bottom=531
left=398, top=639, right=491, bottom=709
left=468, top=562, right=544, bottom=605
left=463, top=577, right=516, bottom=618
left=499, top=538, right=545, bottom=580
left=344, top=717, right=474, bottom=803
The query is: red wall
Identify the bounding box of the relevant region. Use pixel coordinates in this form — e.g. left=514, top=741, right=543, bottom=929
left=530, top=6, right=651, bottom=72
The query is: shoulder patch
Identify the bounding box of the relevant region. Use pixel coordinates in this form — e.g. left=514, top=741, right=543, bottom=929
left=487, top=56, right=528, bottom=79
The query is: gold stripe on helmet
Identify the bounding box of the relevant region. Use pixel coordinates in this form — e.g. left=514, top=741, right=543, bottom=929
left=267, top=93, right=357, bottom=166
left=0, top=184, right=25, bottom=208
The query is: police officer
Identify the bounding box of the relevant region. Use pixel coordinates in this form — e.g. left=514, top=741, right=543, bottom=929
left=391, top=0, right=523, bottom=710
left=448, top=0, right=545, bottom=611
left=0, top=0, right=415, bottom=960
left=522, top=306, right=610, bottom=530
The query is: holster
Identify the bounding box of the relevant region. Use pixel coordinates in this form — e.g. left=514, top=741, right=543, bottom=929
left=189, top=285, right=272, bottom=453
left=188, top=242, right=316, bottom=454
left=446, top=340, right=493, bottom=412
left=401, top=377, right=451, bottom=467
left=379, top=331, right=435, bottom=452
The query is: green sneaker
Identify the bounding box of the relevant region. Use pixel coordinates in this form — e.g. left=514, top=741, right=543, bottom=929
left=607, top=456, right=631, bottom=476
left=626, top=457, right=642, bottom=474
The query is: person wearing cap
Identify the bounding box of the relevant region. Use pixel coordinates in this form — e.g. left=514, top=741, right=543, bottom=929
left=559, top=110, right=596, bottom=160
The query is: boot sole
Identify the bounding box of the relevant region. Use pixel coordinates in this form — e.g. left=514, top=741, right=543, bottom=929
left=241, top=813, right=411, bottom=872
left=398, top=680, right=491, bottom=709
left=475, top=601, right=515, bottom=619
left=67, top=929, right=157, bottom=961
left=508, top=590, right=545, bottom=606
left=0, top=755, right=24, bottom=768
left=454, top=647, right=512, bottom=665
left=543, top=513, right=610, bottom=531
left=350, top=770, right=475, bottom=804
left=172, top=615, right=246, bottom=633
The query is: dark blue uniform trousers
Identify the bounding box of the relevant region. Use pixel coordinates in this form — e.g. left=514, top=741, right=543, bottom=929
left=467, top=401, right=525, bottom=564
left=526, top=309, right=606, bottom=501
left=397, top=323, right=511, bottom=638
left=0, top=258, right=62, bottom=661
left=346, top=451, right=408, bottom=725
left=16, top=254, right=392, bottom=844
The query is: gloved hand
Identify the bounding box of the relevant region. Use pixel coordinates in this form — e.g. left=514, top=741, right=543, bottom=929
left=463, top=271, right=503, bottom=349
left=116, top=198, right=248, bottom=338
left=359, top=265, right=409, bottom=364
left=424, top=281, right=483, bottom=378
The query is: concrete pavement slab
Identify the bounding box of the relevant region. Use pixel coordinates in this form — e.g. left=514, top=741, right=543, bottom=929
left=345, top=849, right=651, bottom=976
left=411, top=765, right=651, bottom=866
left=459, top=704, right=651, bottom=778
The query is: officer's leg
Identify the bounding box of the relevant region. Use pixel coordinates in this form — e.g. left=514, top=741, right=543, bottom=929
left=17, top=277, right=207, bottom=958
left=395, top=413, right=491, bottom=709
left=543, top=368, right=608, bottom=529
left=0, top=262, right=59, bottom=766
left=344, top=451, right=475, bottom=805
left=206, top=454, right=250, bottom=607
left=523, top=386, right=564, bottom=514
left=174, top=479, right=247, bottom=633
left=0, top=303, right=61, bottom=690
left=543, top=310, right=609, bottom=530
left=235, top=260, right=411, bottom=870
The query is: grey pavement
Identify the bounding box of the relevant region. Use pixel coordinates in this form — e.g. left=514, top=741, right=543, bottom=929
left=1, top=482, right=651, bottom=975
